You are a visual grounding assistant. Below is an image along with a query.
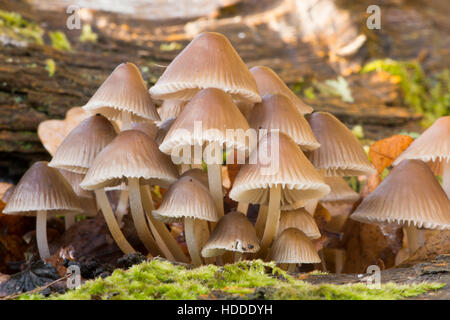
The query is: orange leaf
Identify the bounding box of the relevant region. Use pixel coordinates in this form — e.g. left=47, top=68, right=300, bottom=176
left=369, top=135, right=414, bottom=174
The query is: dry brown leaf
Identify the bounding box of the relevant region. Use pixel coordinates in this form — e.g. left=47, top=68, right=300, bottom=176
left=369, top=134, right=414, bottom=174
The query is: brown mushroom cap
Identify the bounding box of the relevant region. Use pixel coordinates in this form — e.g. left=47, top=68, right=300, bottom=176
left=351, top=159, right=450, bottom=230
left=159, top=88, right=251, bottom=158
left=80, top=130, right=179, bottom=190
left=149, top=32, right=261, bottom=104
left=155, top=117, right=176, bottom=146
left=277, top=208, right=321, bottom=239
left=229, top=132, right=330, bottom=209
left=83, top=62, right=160, bottom=122
left=306, top=112, right=376, bottom=177
left=321, top=176, right=360, bottom=203
left=1, top=185, right=15, bottom=203
left=393, top=116, right=450, bottom=175
left=131, top=121, right=158, bottom=140
left=157, top=100, right=187, bottom=122
left=201, top=211, right=260, bottom=257
left=270, top=228, right=321, bottom=264
left=3, top=161, right=82, bottom=216
left=49, top=114, right=117, bottom=174
left=250, top=66, right=313, bottom=115
left=248, top=93, right=320, bottom=151
left=152, top=176, right=219, bottom=223
left=58, top=169, right=97, bottom=217
left=180, top=168, right=209, bottom=188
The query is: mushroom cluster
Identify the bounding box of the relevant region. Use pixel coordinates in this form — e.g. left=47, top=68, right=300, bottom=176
left=3, top=32, right=448, bottom=273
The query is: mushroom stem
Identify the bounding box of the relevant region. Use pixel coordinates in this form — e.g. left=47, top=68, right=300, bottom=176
left=234, top=252, right=243, bottom=262
left=405, top=225, right=422, bottom=256
left=443, top=161, right=450, bottom=198
left=260, top=185, right=282, bottom=257
left=304, top=198, right=319, bottom=215
left=319, top=249, right=327, bottom=272
left=207, top=162, right=224, bottom=218
left=184, top=218, right=203, bottom=266
left=116, top=190, right=129, bottom=226
left=237, top=203, right=249, bottom=215
left=334, top=249, right=345, bottom=274
left=255, top=205, right=268, bottom=239
left=140, top=184, right=189, bottom=263
left=287, top=264, right=296, bottom=273
left=64, top=213, right=75, bottom=230
left=180, top=164, right=190, bottom=174
left=121, top=111, right=132, bottom=130
left=95, top=189, right=135, bottom=254
left=36, top=210, right=51, bottom=260
left=128, top=178, right=162, bottom=256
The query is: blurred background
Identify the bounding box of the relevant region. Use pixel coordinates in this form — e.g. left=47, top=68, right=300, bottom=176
left=0, top=0, right=448, bottom=181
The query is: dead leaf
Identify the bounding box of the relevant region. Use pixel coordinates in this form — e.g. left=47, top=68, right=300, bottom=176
left=369, top=134, right=414, bottom=174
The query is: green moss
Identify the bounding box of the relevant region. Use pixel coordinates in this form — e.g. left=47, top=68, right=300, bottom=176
left=79, top=24, right=97, bottom=43
left=18, top=260, right=445, bottom=300
left=49, top=31, right=71, bottom=51
left=45, top=59, right=56, bottom=77
left=361, top=59, right=449, bottom=127
left=0, top=10, right=44, bottom=44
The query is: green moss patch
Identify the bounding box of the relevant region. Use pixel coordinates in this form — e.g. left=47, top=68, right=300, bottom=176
left=18, top=259, right=444, bottom=300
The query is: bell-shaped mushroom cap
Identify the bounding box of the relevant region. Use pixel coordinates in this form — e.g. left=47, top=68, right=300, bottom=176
left=155, top=118, right=176, bottom=146
left=80, top=130, right=179, bottom=190
left=201, top=211, right=260, bottom=257
left=270, top=228, right=321, bottom=264
left=58, top=169, right=97, bottom=217
left=58, top=169, right=94, bottom=199
left=49, top=114, right=117, bottom=174
left=1, top=185, right=15, bottom=203
left=159, top=88, right=251, bottom=157
left=152, top=176, right=219, bottom=223
left=180, top=168, right=208, bottom=187
left=321, top=176, right=360, bottom=203
left=3, top=161, right=82, bottom=216
left=131, top=121, right=158, bottom=140
left=229, top=132, right=330, bottom=209
left=306, top=112, right=376, bottom=177
left=250, top=66, right=313, bottom=115
left=83, top=62, right=160, bottom=122
left=277, top=208, right=321, bottom=239
left=149, top=32, right=260, bottom=104
left=393, top=116, right=450, bottom=175
left=248, top=93, right=320, bottom=151
left=351, top=159, right=450, bottom=230
left=158, top=100, right=187, bottom=122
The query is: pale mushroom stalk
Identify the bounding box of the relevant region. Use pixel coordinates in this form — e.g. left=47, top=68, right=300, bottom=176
left=287, top=264, right=297, bottom=273
left=443, top=161, right=450, bottom=198
left=95, top=189, right=135, bottom=254
left=255, top=205, right=268, bottom=239
left=64, top=213, right=76, bottom=230
left=121, top=109, right=133, bottom=130
left=234, top=252, right=243, bottom=262
left=207, top=161, right=224, bottom=218
left=259, top=185, right=282, bottom=256
left=140, top=184, right=189, bottom=263
left=128, top=178, right=162, bottom=256
left=180, top=164, right=190, bottom=174
left=36, top=210, right=51, bottom=259
left=115, top=190, right=129, bottom=226
left=184, top=218, right=203, bottom=266
left=237, top=203, right=249, bottom=215
left=404, top=225, right=424, bottom=256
